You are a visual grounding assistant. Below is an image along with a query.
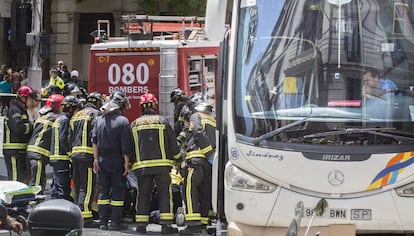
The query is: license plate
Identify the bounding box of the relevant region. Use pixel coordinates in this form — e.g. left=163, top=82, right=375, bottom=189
left=350, top=209, right=372, bottom=220
left=304, top=207, right=347, bottom=219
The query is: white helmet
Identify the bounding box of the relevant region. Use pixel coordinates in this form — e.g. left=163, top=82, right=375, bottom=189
left=70, top=70, right=79, bottom=78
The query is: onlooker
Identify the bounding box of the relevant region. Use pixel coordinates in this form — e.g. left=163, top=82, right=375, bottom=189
left=0, top=74, right=13, bottom=114
left=0, top=64, right=8, bottom=81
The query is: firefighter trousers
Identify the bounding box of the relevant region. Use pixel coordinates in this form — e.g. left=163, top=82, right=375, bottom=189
left=72, top=154, right=96, bottom=220
left=182, top=161, right=212, bottom=226
left=4, top=150, right=27, bottom=183
left=134, top=172, right=174, bottom=226
left=97, top=157, right=126, bottom=226
left=50, top=160, right=71, bottom=200
left=28, top=155, right=48, bottom=194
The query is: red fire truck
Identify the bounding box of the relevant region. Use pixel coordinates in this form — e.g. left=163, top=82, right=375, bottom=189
left=88, top=15, right=220, bottom=121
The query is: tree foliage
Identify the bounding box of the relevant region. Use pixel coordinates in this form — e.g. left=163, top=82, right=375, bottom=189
left=137, top=0, right=207, bottom=16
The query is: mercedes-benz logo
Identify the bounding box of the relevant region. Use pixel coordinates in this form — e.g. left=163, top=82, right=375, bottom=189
left=328, top=170, right=344, bottom=186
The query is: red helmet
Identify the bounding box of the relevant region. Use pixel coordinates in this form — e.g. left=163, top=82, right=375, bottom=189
left=45, top=94, right=65, bottom=111
left=17, top=85, right=34, bottom=97
left=139, top=93, right=158, bottom=108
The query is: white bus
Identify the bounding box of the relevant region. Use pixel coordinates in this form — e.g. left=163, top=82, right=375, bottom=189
left=215, top=0, right=414, bottom=235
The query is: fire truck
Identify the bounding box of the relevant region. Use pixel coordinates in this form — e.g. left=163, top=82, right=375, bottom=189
left=88, top=15, right=220, bottom=121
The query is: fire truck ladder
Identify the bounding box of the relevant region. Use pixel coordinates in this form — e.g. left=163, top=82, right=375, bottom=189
left=121, top=15, right=206, bottom=40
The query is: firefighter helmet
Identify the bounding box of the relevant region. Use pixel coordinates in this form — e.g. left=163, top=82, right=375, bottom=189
left=39, top=94, right=65, bottom=115
left=62, top=95, right=80, bottom=109
left=101, top=91, right=127, bottom=112
left=194, top=102, right=214, bottom=113
left=190, top=92, right=204, bottom=105
left=86, top=92, right=103, bottom=107
left=139, top=93, right=158, bottom=108
left=170, top=88, right=186, bottom=102
left=17, top=85, right=34, bottom=98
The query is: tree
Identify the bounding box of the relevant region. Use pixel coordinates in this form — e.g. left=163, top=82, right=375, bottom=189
left=137, top=0, right=207, bottom=16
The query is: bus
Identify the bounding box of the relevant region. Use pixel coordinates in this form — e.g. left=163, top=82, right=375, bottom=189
left=215, top=0, right=414, bottom=235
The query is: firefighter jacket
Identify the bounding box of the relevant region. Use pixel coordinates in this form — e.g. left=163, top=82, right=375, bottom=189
left=50, top=112, right=71, bottom=162
left=3, top=99, right=33, bottom=151
left=185, top=112, right=216, bottom=162
left=70, top=104, right=100, bottom=156
left=27, top=112, right=57, bottom=159
left=130, top=112, right=181, bottom=175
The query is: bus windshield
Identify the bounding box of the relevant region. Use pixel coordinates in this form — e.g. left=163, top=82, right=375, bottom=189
left=235, top=0, right=414, bottom=146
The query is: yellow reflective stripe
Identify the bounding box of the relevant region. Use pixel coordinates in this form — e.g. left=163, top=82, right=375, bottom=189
left=27, top=145, right=50, bottom=156
left=72, top=146, right=93, bottom=154
left=159, top=213, right=174, bottom=220
left=131, top=159, right=174, bottom=170
left=49, top=155, right=70, bottom=161
left=135, top=123, right=165, bottom=131
left=82, top=211, right=93, bottom=218
left=200, top=145, right=213, bottom=155
left=97, top=199, right=110, bottom=205
left=185, top=213, right=201, bottom=221
left=35, top=160, right=42, bottom=186
left=111, top=200, right=124, bottom=207
left=186, top=150, right=205, bottom=159
left=3, top=143, right=27, bottom=149
left=201, top=217, right=209, bottom=225
left=11, top=156, right=17, bottom=181
left=186, top=169, right=194, bottom=214
left=135, top=215, right=149, bottom=222
left=24, top=123, right=30, bottom=134
left=84, top=168, right=93, bottom=214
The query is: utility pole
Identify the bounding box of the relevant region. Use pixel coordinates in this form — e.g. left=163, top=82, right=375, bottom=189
left=27, top=0, right=43, bottom=93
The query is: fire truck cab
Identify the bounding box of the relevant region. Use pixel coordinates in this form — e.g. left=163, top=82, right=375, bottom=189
left=88, top=15, right=220, bottom=121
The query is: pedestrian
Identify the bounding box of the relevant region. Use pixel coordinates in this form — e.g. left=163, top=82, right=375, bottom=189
left=130, top=93, right=181, bottom=234
left=50, top=95, right=81, bottom=200
left=180, top=101, right=216, bottom=235
left=3, top=86, right=40, bottom=183
left=27, top=94, right=64, bottom=193
left=70, top=92, right=103, bottom=226
left=92, top=90, right=133, bottom=231
left=0, top=64, right=8, bottom=81
left=0, top=74, right=13, bottom=115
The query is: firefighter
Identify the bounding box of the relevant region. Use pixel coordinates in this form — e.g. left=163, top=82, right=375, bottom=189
left=175, top=92, right=203, bottom=151
left=130, top=93, right=181, bottom=234
left=50, top=95, right=80, bottom=200
left=3, top=85, right=40, bottom=182
left=27, top=94, right=65, bottom=193
left=92, top=90, right=133, bottom=231
left=180, top=101, right=216, bottom=235
left=70, top=92, right=103, bottom=225
left=170, top=88, right=191, bottom=137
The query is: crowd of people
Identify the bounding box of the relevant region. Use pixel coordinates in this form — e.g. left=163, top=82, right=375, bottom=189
left=1, top=65, right=217, bottom=235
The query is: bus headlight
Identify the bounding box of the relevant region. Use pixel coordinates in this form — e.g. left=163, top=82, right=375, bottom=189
left=396, top=182, right=414, bottom=197
left=225, top=164, right=277, bottom=192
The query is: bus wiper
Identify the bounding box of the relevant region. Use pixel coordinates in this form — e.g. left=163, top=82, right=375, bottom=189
left=236, top=114, right=364, bottom=145
left=303, top=128, right=414, bottom=143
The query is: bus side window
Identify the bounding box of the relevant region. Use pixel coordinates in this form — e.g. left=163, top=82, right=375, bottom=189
left=275, top=76, right=305, bottom=109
